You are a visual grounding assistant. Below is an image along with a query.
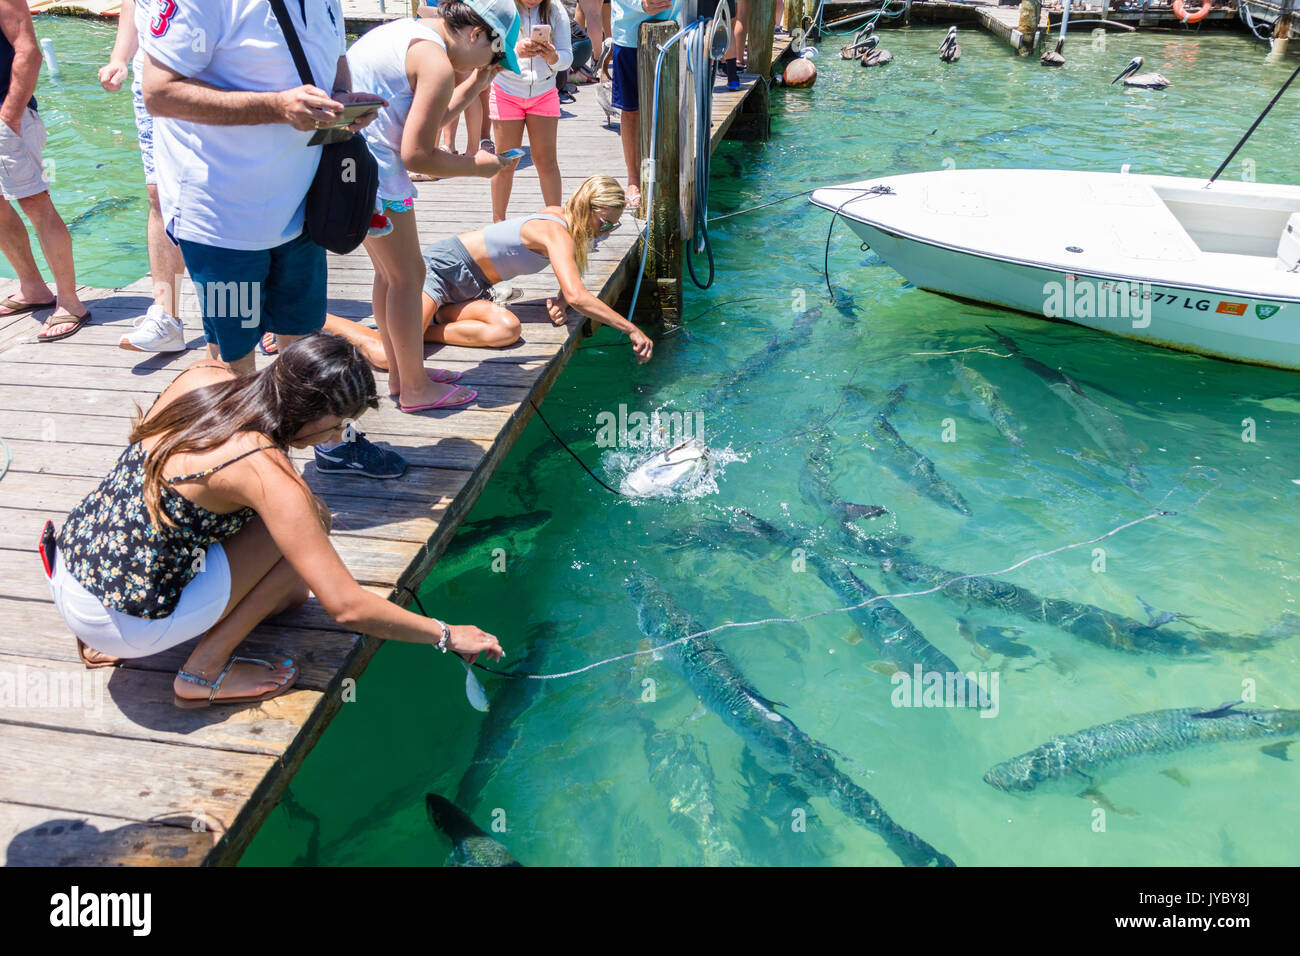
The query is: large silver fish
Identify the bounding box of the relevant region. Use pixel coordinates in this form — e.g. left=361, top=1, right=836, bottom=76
left=951, top=359, right=1024, bottom=448
left=626, top=567, right=956, bottom=866
left=426, top=793, right=523, bottom=866
left=984, top=702, right=1300, bottom=793
left=987, top=327, right=1147, bottom=490
left=621, top=438, right=713, bottom=497
left=850, top=384, right=973, bottom=516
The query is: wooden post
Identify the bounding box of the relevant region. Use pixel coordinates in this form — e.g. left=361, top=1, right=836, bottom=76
left=637, top=20, right=683, bottom=329
left=726, top=0, right=779, bottom=141
left=1015, top=0, right=1043, bottom=54
left=1270, top=0, right=1295, bottom=61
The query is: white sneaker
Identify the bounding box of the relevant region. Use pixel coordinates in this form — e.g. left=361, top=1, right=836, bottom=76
left=119, top=304, right=185, bottom=352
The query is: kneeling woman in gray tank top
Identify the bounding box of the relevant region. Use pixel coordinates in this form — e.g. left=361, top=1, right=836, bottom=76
left=323, top=174, right=653, bottom=368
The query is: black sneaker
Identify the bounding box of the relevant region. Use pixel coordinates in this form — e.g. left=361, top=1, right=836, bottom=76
left=314, top=432, right=407, bottom=479
left=559, top=88, right=576, bottom=104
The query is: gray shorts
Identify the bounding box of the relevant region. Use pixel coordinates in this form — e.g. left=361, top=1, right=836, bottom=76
left=0, top=107, right=49, bottom=201
left=423, top=236, right=493, bottom=316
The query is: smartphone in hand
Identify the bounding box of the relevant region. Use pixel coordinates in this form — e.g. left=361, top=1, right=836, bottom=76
left=531, top=24, right=552, bottom=44
left=498, top=147, right=526, bottom=161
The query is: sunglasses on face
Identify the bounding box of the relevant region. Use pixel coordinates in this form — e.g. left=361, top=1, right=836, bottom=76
left=597, top=218, right=621, bottom=235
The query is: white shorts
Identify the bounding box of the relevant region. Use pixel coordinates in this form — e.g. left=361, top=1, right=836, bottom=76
left=48, top=544, right=232, bottom=659
left=0, top=107, right=49, bottom=201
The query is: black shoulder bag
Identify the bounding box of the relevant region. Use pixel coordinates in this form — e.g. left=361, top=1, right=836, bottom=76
left=268, top=0, right=378, bottom=255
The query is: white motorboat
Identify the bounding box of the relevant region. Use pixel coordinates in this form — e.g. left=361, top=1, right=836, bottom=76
left=811, top=168, right=1300, bottom=370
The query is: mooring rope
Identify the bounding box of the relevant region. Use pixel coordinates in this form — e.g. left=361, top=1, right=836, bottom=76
left=425, top=505, right=1176, bottom=681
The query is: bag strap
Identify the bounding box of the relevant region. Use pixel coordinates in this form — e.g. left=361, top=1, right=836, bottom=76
left=267, top=0, right=317, bottom=89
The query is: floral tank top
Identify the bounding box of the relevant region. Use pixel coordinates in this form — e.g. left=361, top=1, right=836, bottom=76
left=56, top=441, right=272, bottom=619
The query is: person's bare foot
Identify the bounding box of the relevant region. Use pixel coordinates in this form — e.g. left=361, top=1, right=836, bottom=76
left=173, top=658, right=296, bottom=703
left=397, top=380, right=475, bottom=411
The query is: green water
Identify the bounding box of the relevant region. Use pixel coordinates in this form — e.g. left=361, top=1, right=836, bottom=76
left=242, top=28, right=1300, bottom=866
left=0, top=18, right=149, bottom=289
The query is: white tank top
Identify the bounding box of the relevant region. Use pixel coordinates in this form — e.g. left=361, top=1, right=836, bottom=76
left=346, top=17, right=448, bottom=161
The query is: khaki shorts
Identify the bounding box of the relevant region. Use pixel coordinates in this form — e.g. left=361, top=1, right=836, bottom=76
left=0, top=107, right=49, bottom=201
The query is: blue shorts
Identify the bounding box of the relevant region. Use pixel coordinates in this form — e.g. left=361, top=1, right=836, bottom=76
left=178, top=231, right=326, bottom=362
left=611, top=44, right=640, bottom=112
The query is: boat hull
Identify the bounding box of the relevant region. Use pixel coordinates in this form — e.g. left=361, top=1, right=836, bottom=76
left=847, top=219, right=1300, bottom=369
left=813, top=169, right=1300, bottom=370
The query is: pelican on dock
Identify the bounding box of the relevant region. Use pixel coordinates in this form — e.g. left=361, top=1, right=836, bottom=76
left=859, top=35, right=894, bottom=67
left=938, top=26, right=960, bottom=63
left=1041, top=39, right=1065, bottom=67
left=1112, top=56, right=1170, bottom=90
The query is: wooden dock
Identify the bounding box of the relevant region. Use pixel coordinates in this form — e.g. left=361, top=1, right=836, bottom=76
left=0, top=35, right=789, bottom=866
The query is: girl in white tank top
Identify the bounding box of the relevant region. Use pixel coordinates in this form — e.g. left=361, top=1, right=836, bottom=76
left=348, top=2, right=524, bottom=413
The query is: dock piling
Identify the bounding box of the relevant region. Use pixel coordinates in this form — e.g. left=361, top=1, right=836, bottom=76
left=638, top=20, right=685, bottom=329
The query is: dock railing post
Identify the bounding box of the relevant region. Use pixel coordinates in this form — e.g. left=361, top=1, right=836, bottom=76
left=637, top=20, right=684, bottom=329
left=1015, top=0, right=1043, bottom=54
left=1270, top=0, right=1295, bottom=60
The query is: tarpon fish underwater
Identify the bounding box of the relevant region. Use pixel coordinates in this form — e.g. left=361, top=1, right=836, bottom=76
left=951, top=359, right=1025, bottom=448
left=722, top=508, right=986, bottom=704
left=620, top=438, right=713, bottom=497
left=983, top=702, right=1300, bottom=794
left=847, top=383, right=973, bottom=516
left=426, top=793, right=523, bottom=866
left=854, top=534, right=1299, bottom=658
left=987, top=327, right=1148, bottom=491
left=626, top=567, right=956, bottom=866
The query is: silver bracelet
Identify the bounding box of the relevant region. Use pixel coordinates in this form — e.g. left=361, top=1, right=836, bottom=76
left=435, top=619, right=451, bottom=653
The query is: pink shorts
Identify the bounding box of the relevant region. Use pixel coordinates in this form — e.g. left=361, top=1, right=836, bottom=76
left=489, top=85, right=561, bottom=122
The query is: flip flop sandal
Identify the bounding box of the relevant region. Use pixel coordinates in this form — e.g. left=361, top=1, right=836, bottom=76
left=398, top=385, right=477, bottom=412
left=479, top=138, right=496, bottom=154
left=388, top=368, right=462, bottom=398
left=37, top=311, right=91, bottom=342
left=0, top=295, right=56, bottom=316
left=76, top=637, right=120, bottom=669
left=174, top=655, right=297, bottom=709
left=260, top=332, right=279, bottom=355
left=625, top=187, right=642, bottom=211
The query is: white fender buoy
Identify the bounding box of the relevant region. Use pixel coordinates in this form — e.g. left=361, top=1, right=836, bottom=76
left=39, top=38, right=59, bottom=77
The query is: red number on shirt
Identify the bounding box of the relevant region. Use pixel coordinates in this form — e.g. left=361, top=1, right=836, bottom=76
left=150, top=0, right=178, bottom=38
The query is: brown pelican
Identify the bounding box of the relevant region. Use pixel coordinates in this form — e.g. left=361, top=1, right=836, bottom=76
left=938, top=26, right=960, bottom=63
left=1041, top=39, right=1065, bottom=67
left=1112, top=56, right=1170, bottom=90
left=840, top=24, right=877, bottom=60
left=858, top=35, right=893, bottom=67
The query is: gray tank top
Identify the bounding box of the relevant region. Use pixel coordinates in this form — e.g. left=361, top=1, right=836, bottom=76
left=481, top=214, right=568, bottom=281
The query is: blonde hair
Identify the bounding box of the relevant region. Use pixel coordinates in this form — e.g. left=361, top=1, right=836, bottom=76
left=562, top=175, right=626, bottom=276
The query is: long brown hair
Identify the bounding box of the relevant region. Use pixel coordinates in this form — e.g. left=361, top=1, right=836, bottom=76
left=561, top=175, right=626, bottom=276
left=130, top=334, right=378, bottom=529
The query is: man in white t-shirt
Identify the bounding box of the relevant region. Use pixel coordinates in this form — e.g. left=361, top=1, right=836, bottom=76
left=142, top=0, right=406, bottom=478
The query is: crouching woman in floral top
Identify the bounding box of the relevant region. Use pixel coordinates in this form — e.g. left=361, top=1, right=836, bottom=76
left=46, top=334, right=502, bottom=707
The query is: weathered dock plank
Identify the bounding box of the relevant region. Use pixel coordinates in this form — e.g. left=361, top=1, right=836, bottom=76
left=0, top=29, right=782, bottom=867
